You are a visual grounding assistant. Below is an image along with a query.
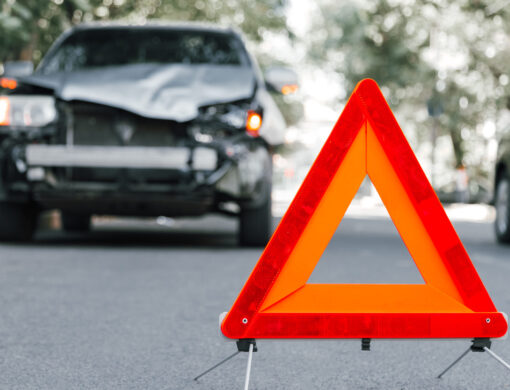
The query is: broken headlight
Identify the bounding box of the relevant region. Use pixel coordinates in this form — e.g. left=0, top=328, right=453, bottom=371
left=0, top=95, right=57, bottom=128
left=191, top=102, right=262, bottom=142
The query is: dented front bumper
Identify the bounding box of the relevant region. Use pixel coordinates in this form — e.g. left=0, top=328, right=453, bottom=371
left=14, top=140, right=270, bottom=215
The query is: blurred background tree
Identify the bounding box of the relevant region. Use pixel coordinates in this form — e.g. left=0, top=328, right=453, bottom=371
left=0, top=0, right=288, bottom=64
left=307, top=0, right=510, bottom=196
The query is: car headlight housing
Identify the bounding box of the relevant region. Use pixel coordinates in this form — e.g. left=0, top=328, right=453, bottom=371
left=192, top=102, right=262, bottom=142
left=0, top=95, right=57, bottom=128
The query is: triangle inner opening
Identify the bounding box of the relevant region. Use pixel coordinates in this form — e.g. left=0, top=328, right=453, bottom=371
left=308, top=176, right=425, bottom=284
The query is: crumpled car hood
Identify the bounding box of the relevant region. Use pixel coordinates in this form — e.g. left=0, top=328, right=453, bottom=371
left=20, top=64, right=256, bottom=122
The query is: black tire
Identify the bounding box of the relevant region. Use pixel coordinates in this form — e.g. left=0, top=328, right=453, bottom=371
left=239, top=179, right=272, bottom=248
left=61, top=212, right=91, bottom=232
left=0, top=202, right=37, bottom=241
left=495, top=173, right=510, bottom=244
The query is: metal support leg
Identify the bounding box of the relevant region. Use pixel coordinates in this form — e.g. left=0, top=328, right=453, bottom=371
left=437, top=346, right=471, bottom=379
left=194, top=351, right=241, bottom=381
left=243, top=342, right=254, bottom=390
left=438, top=338, right=510, bottom=379
left=483, top=347, right=510, bottom=372
left=193, top=339, right=257, bottom=385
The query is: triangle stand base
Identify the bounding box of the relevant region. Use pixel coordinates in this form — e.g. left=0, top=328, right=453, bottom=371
left=437, top=338, right=510, bottom=379
left=193, top=339, right=257, bottom=390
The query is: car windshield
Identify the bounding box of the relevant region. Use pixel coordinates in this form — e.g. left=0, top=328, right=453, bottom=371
left=39, top=28, right=247, bottom=74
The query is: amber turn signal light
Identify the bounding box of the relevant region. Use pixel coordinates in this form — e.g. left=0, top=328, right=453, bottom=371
left=246, top=110, right=262, bottom=136
left=0, top=77, right=17, bottom=90
left=281, top=84, right=298, bottom=95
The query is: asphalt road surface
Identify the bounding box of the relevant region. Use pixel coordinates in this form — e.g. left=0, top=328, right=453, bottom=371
left=0, top=211, right=509, bottom=389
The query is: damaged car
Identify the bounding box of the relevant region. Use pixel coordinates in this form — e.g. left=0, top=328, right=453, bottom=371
left=0, top=23, right=297, bottom=246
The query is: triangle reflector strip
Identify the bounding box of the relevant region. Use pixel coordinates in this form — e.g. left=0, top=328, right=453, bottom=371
left=222, top=79, right=507, bottom=339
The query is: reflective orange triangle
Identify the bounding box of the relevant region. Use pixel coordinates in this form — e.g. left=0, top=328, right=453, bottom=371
left=222, top=79, right=507, bottom=339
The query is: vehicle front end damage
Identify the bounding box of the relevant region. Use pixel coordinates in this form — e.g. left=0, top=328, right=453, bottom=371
left=0, top=23, right=297, bottom=245
left=21, top=133, right=272, bottom=217
left=0, top=91, right=274, bottom=244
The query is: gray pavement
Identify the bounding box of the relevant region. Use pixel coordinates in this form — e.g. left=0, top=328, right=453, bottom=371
left=0, top=213, right=509, bottom=389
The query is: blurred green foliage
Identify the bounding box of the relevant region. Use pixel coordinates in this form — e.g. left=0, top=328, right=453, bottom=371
left=0, top=0, right=288, bottom=64
left=308, top=0, right=510, bottom=180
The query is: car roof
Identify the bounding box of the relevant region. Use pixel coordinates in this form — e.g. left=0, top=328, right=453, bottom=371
left=72, top=21, right=237, bottom=36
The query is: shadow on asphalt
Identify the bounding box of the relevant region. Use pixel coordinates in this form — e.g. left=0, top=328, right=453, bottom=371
left=32, top=229, right=239, bottom=248
left=10, top=214, right=510, bottom=252
left=22, top=216, right=281, bottom=249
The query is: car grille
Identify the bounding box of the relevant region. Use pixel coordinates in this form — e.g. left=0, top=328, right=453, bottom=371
left=61, top=102, right=191, bottom=184
left=68, top=102, right=187, bottom=147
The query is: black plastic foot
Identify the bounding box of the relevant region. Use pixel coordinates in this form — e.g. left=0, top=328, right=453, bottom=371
left=470, top=338, right=491, bottom=352
left=361, top=338, right=371, bottom=351
left=237, top=339, right=257, bottom=352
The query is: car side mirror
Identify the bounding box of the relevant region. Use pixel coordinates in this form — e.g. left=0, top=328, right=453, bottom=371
left=2, top=61, right=34, bottom=78
left=264, top=66, right=298, bottom=95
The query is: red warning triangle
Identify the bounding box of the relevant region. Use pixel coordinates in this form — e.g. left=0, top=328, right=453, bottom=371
left=222, top=79, right=507, bottom=339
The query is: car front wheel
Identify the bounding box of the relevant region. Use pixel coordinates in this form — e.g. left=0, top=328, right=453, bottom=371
left=495, top=173, right=510, bottom=244
left=239, top=179, right=272, bottom=248
left=0, top=202, right=37, bottom=241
